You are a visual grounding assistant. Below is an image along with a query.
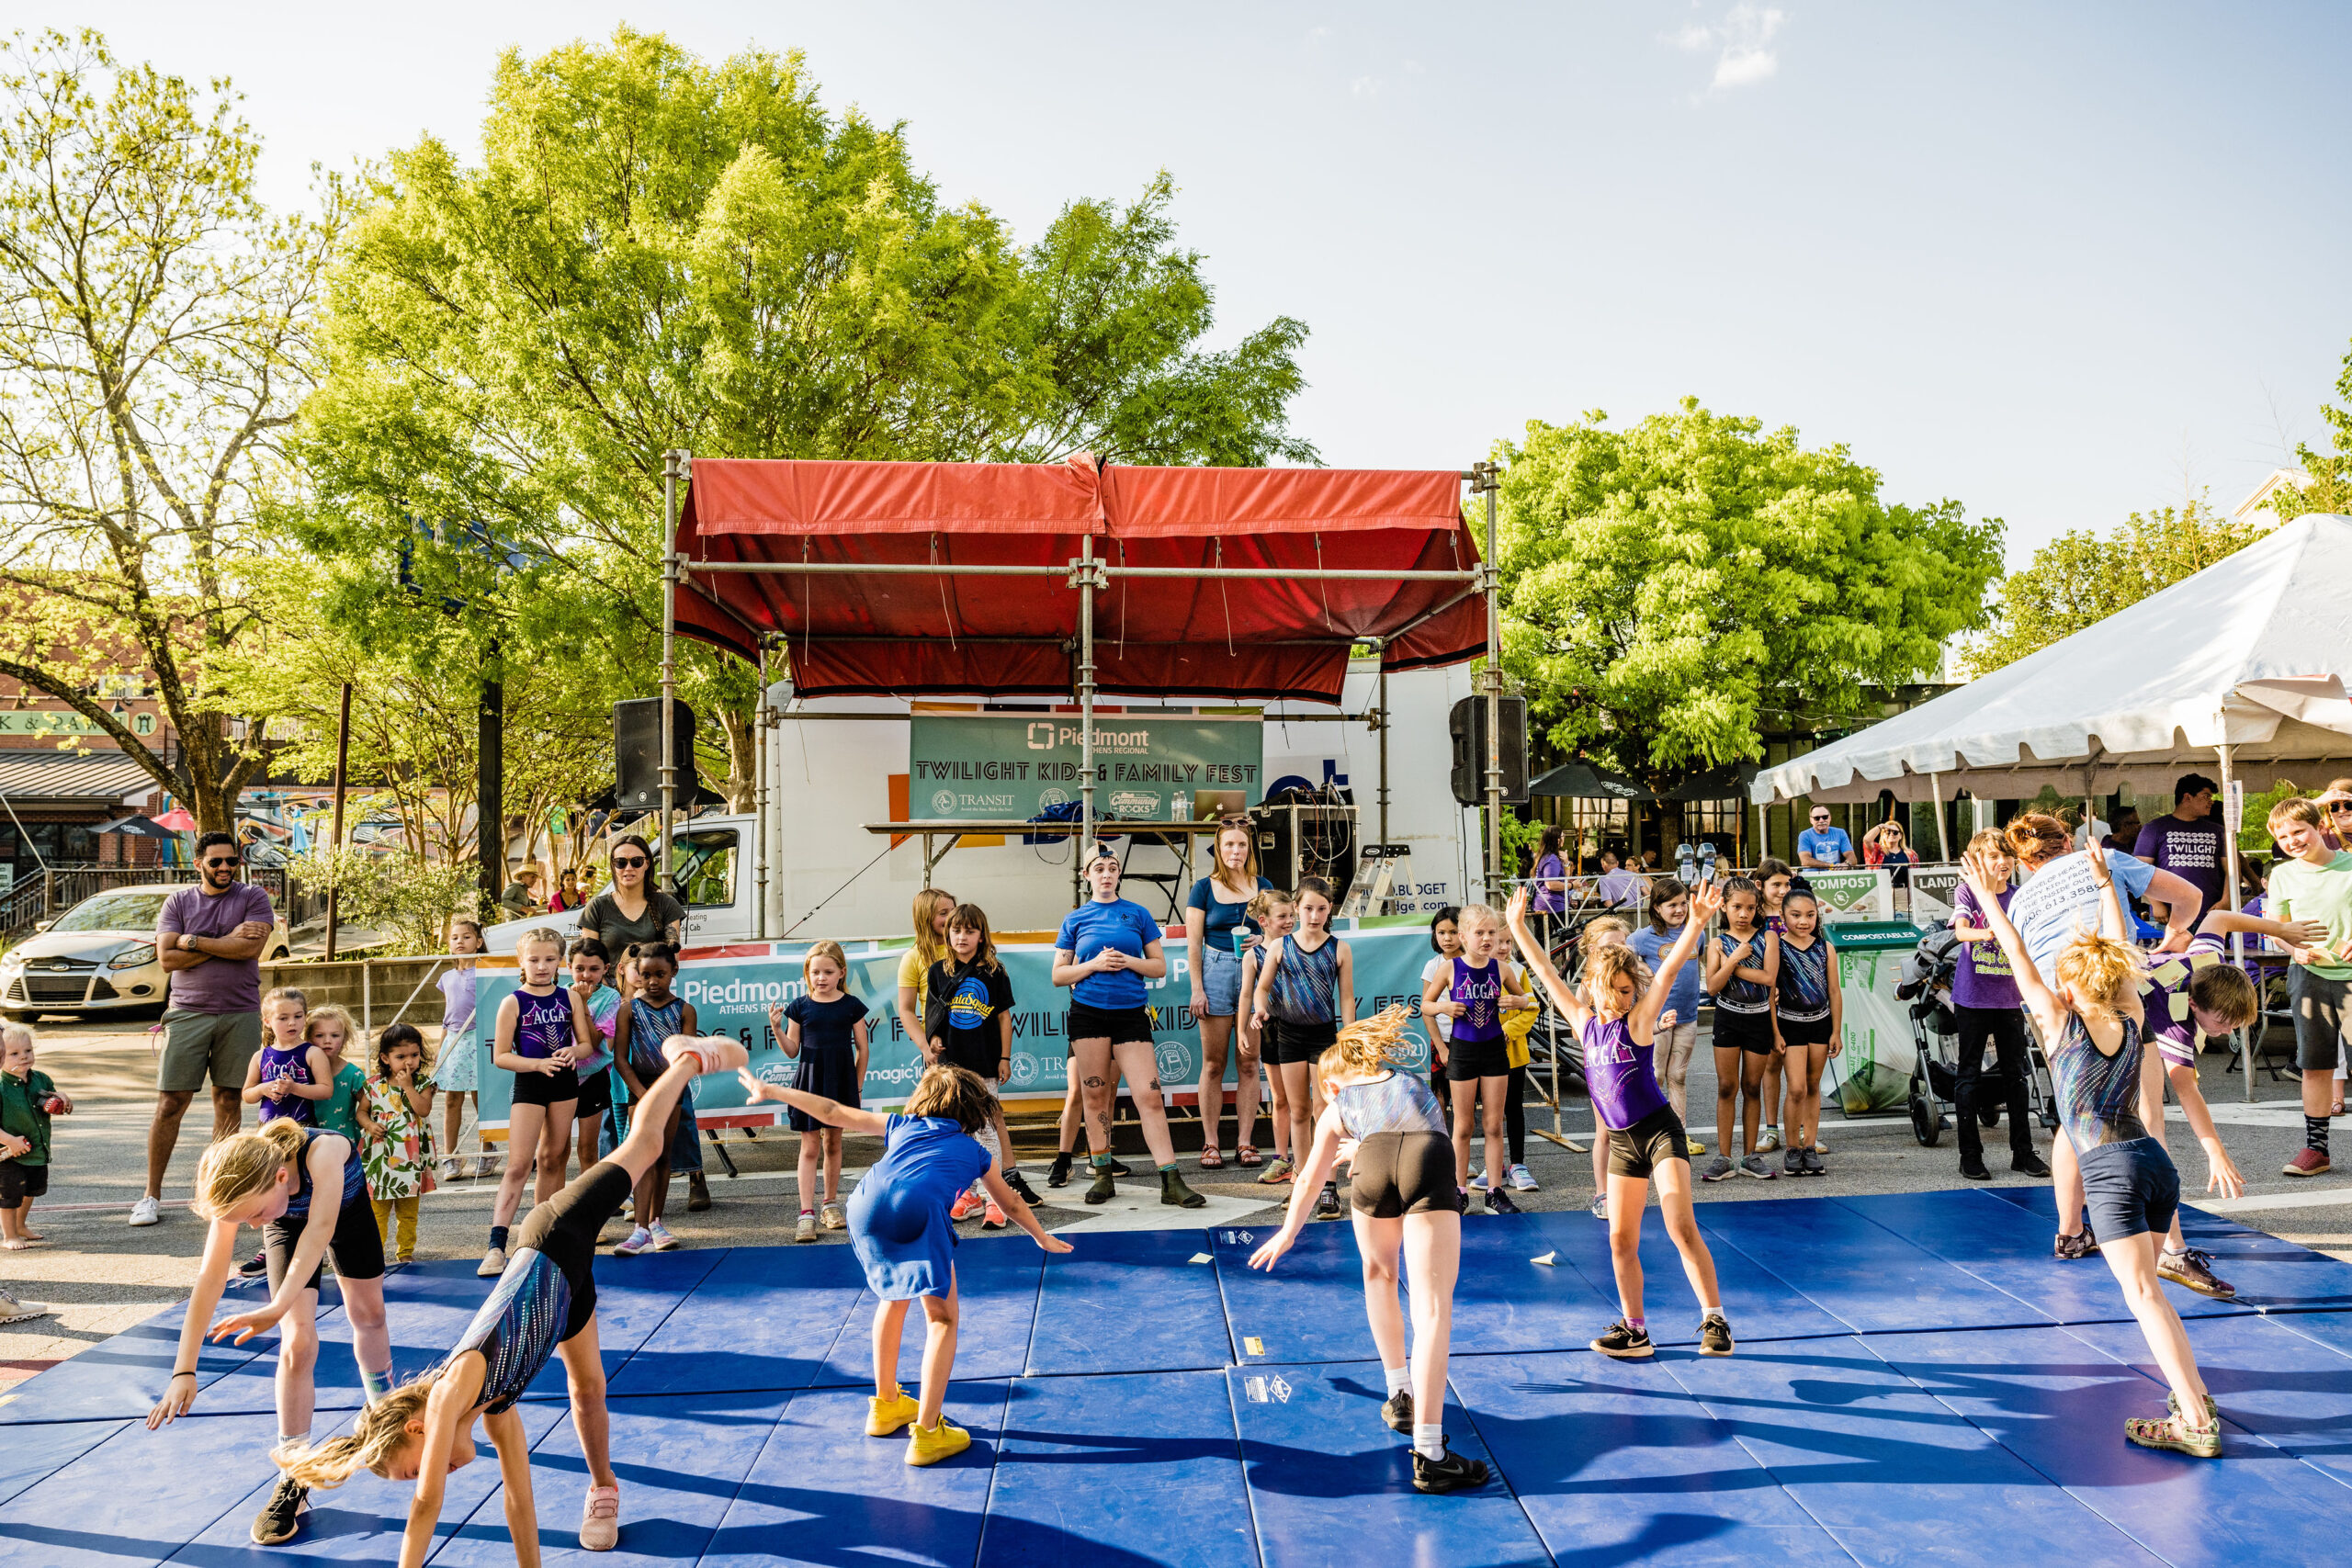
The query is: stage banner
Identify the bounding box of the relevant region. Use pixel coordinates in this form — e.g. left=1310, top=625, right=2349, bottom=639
left=474, top=919, right=1438, bottom=1123
left=908, top=713, right=1264, bottom=823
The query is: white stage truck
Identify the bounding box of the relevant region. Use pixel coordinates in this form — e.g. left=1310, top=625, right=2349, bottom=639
left=475, top=659, right=1476, bottom=1130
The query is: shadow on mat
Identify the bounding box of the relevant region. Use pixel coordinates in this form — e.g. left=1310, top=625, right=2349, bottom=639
left=702, top=1485, right=1171, bottom=1568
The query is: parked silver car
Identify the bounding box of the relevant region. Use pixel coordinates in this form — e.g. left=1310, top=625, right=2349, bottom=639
left=1, top=885, right=293, bottom=1021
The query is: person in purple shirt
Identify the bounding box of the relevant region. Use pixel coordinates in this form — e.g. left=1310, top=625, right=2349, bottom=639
left=135, top=831, right=277, bottom=1228
left=2133, top=773, right=2228, bottom=926
left=1947, top=829, right=2049, bottom=1182
left=1529, top=827, right=1569, bottom=917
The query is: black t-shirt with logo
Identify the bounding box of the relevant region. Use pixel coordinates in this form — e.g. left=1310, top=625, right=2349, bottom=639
left=924, top=958, right=1017, bottom=1077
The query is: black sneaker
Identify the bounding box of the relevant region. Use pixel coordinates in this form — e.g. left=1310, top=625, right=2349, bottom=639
left=251, top=1475, right=309, bottom=1544
left=1698, top=1313, right=1736, bottom=1357
left=1801, top=1149, right=1825, bottom=1178
left=2011, top=1151, right=2052, bottom=1178
left=1411, top=1441, right=1490, bottom=1495
left=1960, top=1155, right=1991, bottom=1180
left=238, top=1247, right=267, bottom=1280
left=1161, top=1168, right=1208, bottom=1209
left=1782, top=1147, right=1804, bottom=1177
left=1109, top=1157, right=1135, bottom=1178
left=1047, top=1152, right=1074, bottom=1189
left=1382, top=1389, right=1414, bottom=1433
left=1483, top=1185, right=1521, bottom=1215
left=1314, top=1182, right=1343, bottom=1220
left=1590, top=1318, right=1654, bottom=1359
left=1085, top=1164, right=1119, bottom=1205
left=1006, top=1169, right=1041, bottom=1205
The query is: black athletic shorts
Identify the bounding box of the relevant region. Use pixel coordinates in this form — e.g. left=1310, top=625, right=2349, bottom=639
left=2077, top=1135, right=2179, bottom=1246
left=0, top=1161, right=47, bottom=1204
left=1713, top=1008, right=1777, bottom=1055
left=1349, top=1131, right=1463, bottom=1217
left=1264, top=1018, right=1339, bottom=1066
left=516, top=1160, right=635, bottom=1343
left=1607, top=1106, right=1690, bottom=1180
left=1066, top=1002, right=1154, bottom=1047
left=1779, top=1012, right=1836, bottom=1049
left=573, top=1066, right=612, bottom=1120
left=265, top=1186, right=386, bottom=1293
left=510, top=1063, right=582, bottom=1107
left=1445, top=1035, right=1511, bottom=1080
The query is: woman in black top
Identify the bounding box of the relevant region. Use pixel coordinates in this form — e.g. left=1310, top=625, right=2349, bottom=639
left=579, top=835, right=685, bottom=952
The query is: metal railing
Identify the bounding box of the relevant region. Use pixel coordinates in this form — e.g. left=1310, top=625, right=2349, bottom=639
left=0, top=864, right=307, bottom=947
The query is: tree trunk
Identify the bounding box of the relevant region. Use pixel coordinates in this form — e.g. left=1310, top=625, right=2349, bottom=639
left=718, top=705, right=757, bottom=813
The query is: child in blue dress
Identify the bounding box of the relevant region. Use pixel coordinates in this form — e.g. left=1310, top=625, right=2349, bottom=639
left=765, top=939, right=872, bottom=1242
left=741, top=1061, right=1071, bottom=1465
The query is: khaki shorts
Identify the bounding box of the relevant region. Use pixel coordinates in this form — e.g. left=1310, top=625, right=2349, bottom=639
left=157, top=1009, right=263, bottom=1094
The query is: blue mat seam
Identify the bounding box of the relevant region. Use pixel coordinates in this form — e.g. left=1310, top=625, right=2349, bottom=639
left=1646, top=1353, right=1874, bottom=1568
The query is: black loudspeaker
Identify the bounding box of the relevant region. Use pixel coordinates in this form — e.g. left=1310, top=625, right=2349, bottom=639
left=614, top=697, right=697, bottom=810
left=1252, top=794, right=1358, bottom=905
left=1449, top=694, right=1529, bottom=807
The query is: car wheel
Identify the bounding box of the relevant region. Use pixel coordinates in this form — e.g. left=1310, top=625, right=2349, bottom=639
left=2, top=1009, right=35, bottom=1023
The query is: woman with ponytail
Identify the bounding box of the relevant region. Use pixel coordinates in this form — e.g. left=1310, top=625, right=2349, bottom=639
left=270, top=1034, right=743, bottom=1562
left=1956, top=841, right=2222, bottom=1458
left=144, top=1114, right=392, bottom=1546
left=1246, top=1006, right=1487, bottom=1497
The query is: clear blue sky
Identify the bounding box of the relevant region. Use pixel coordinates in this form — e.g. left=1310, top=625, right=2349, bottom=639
left=50, top=1, right=2352, bottom=564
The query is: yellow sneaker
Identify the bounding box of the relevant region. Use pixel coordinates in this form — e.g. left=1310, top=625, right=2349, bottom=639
left=905, top=1417, right=971, bottom=1466
left=865, top=1391, right=919, bottom=1437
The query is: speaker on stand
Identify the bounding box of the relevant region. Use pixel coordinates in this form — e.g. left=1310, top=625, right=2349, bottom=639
left=1251, top=786, right=1358, bottom=905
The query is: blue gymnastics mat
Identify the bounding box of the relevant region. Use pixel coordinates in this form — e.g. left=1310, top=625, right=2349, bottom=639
left=6, top=1188, right=2351, bottom=1566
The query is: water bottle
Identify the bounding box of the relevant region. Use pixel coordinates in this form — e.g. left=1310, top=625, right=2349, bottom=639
left=1170, top=789, right=1191, bottom=823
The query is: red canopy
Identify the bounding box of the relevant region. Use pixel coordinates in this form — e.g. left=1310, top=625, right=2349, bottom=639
left=675, top=455, right=1485, bottom=703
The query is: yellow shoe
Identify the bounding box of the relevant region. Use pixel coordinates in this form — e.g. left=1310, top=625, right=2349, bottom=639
left=1686, top=1138, right=1706, bottom=1157
left=865, top=1392, right=919, bottom=1437
left=905, top=1418, right=971, bottom=1466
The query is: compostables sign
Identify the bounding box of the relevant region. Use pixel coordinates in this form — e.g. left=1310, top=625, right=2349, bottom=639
left=909, top=714, right=1265, bottom=822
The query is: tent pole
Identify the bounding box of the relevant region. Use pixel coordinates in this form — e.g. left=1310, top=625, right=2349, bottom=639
left=1377, top=658, right=1391, bottom=855
left=660, top=448, right=685, bottom=886
left=2219, top=739, right=2252, bottom=1103
left=1078, top=532, right=1098, bottom=897
left=754, top=641, right=769, bottom=942
left=1930, top=772, right=1949, bottom=862
left=1476, top=462, right=1503, bottom=900
left=1755, top=798, right=1767, bottom=874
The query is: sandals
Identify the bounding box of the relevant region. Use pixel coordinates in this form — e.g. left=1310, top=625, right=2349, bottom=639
left=1236, top=1145, right=1263, bottom=1168
left=1199, top=1146, right=1225, bottom=1170
left=2125, top=1393, right=2222, bottom=1459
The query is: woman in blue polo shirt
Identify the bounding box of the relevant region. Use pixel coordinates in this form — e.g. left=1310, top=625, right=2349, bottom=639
left=1056, top=842, right=1207, bottom=1212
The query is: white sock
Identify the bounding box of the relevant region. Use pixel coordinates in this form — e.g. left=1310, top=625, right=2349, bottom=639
left=277, top=1427, right=310, bottom=1451
left=1413, top=1422, right=1445, bottom=1461
left=1384, top=1363, right=1410, bottom=1396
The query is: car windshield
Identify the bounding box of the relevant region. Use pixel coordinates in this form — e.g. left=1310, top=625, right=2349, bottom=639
left=51, top=889, right=175, bottom=934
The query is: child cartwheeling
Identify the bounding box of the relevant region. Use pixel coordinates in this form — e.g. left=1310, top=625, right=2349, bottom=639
left=1770, top=888, right=1840, bottom=1178
left=272, top=1037, right=740, bottom=1557
left=925, top=904, right=1040, bottom=1223
left=1702, top=878, right=1779, bottom=1180
left=1254, top=875, right=1356, bottom=1220
left=609, top=942, right=697, bottom=1255
left=1420, top=901, right=1531, bottom=1211
left=1955, top=843, right=2223, bottom=1457
left=436, top=919, right=493, bottom=1180
left=482, top=929, right=592, bottom=1277
left=363, top=1024, right=436, bottom=1264
left=0, top=1024, right=68, bottom=1249
left=766, top=941, right=872, bottom=1242
left=1246, top=1005, right=1490, bottom=1495
left=146, top=1113, right=393, bottom=1545
left=740, top=1061, right=1071, bottom=1463
left=1510, top=883, right=1736, bottom=1360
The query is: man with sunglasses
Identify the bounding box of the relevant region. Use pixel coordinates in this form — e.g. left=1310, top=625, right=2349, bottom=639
left=1796, top=807, right=1857, bottom=870
left=132, top=831, right=277, bottom=1226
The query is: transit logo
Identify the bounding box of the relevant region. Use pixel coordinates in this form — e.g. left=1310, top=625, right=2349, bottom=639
left=930, top=789, right=957, bottom=815
left=1010, top=1051, right=1038, bottom=1088
left=1153, top=1037, right=1189, bottom=1086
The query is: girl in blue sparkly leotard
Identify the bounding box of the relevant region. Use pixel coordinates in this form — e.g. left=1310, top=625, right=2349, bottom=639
left=268, top=1033, right=745, bottom=1562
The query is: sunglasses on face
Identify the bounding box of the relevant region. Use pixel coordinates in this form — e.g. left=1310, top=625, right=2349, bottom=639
left=202, top=856, right=239, bottom=868
left=612, top=856, right=648, bottom=869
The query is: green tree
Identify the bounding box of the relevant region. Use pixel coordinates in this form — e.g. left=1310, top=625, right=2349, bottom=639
left=1494, top=400, right=2004, bottom=784
left=295, top=27, right=1314, bottom=807
left=1962, top=496, right=2273, bottom=675
left=2268, top=333, right=2352, bottom=521
left=0, top=29, right=337, bottom=831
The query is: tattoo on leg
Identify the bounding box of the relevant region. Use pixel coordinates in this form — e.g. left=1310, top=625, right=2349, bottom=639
left=1083, top=1075, right=1108, bottom=1089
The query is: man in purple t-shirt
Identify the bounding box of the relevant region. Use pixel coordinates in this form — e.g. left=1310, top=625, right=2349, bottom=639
left=132, top=830, right=277, bottom=1226
left=2133, top=773, right=2227, bottom=924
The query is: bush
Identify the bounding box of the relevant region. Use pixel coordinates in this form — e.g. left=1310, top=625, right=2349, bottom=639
left=288, top=847, right=482, bottom=956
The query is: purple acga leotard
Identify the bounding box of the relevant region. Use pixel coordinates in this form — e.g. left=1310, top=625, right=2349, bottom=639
left=1582, top=1013, right=1668, bottom=1132
left=254, top=1040, right=315, bottom=1124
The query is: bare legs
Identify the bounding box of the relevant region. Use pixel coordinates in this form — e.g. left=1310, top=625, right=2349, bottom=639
left=1785, top=1043, right=1827, bottom=1155
left=1074, top=1037, right=1181, bottom=1167
left=1196, top=1013, right=1259, bottom=1155
left=442, top=1090, right=488, bottom=1172
left=2100, top=1227, right=2212, bottom=1427
left=872, top=1274, right=960, bottom=1428
left=555, top=1317, right=616, bottom=1489
left=1281, top=1062, right=1320, bottom=1179
left=1451, top=1072, right=1508, bottom=1189
left=1353, top=1209, right=1461, bottom=1428
left=1713, top=1046, right=1741, bottom=1165
left=492, top=1100, right=576, bottom=1228
left=798, top=1127, right=842, bottom=1210
left=1736, top=1050, right=1770, bottom=1157
left=145, top=1087, right=243, bottom=1201
left=1606, top=1158, right=1721, bottom=1321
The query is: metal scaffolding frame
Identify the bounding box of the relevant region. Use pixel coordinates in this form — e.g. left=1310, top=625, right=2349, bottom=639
left=657, top=453, right=1506, bottom=889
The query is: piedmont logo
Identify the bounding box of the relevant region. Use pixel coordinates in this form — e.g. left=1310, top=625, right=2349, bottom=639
left=1027, top=722, right=1056, bottom=750
left=1154, top=1037, right=1189, bottom=1085
left=930, top=788, right=957, bottom=815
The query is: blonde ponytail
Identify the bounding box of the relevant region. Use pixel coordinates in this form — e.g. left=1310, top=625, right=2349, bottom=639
left=277, top=1378, right=437, bottom=1488
left=2053, top=932, right=2141, bottom=1018
left=193, top=1119, right=309, bottom=1220
left=1317, top=1004, right=1417, bottom=1086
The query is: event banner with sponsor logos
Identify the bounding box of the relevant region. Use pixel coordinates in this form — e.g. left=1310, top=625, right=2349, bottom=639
left=474, top=918, right=1440, bottom=1123
left=907, top=713, right=1265, bottom=823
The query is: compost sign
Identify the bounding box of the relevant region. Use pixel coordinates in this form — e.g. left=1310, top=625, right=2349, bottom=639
left=908, top=713, right=1264, bottom=822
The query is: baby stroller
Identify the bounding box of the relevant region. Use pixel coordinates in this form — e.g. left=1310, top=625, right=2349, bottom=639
left=1894, top=924, right=2059, bottom=1147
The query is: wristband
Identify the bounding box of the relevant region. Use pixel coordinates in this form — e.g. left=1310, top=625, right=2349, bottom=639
left=172, top=1367, right=196, bottom=1380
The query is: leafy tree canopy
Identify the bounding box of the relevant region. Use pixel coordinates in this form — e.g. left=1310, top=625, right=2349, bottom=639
left=1496, top=400, right=2004, bottom=784
left=294, top=26, right=1315, bottom=803
left=1962, top=496, right=2272, bottom=676
left=2269, top=333, right=2352, bottom=521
